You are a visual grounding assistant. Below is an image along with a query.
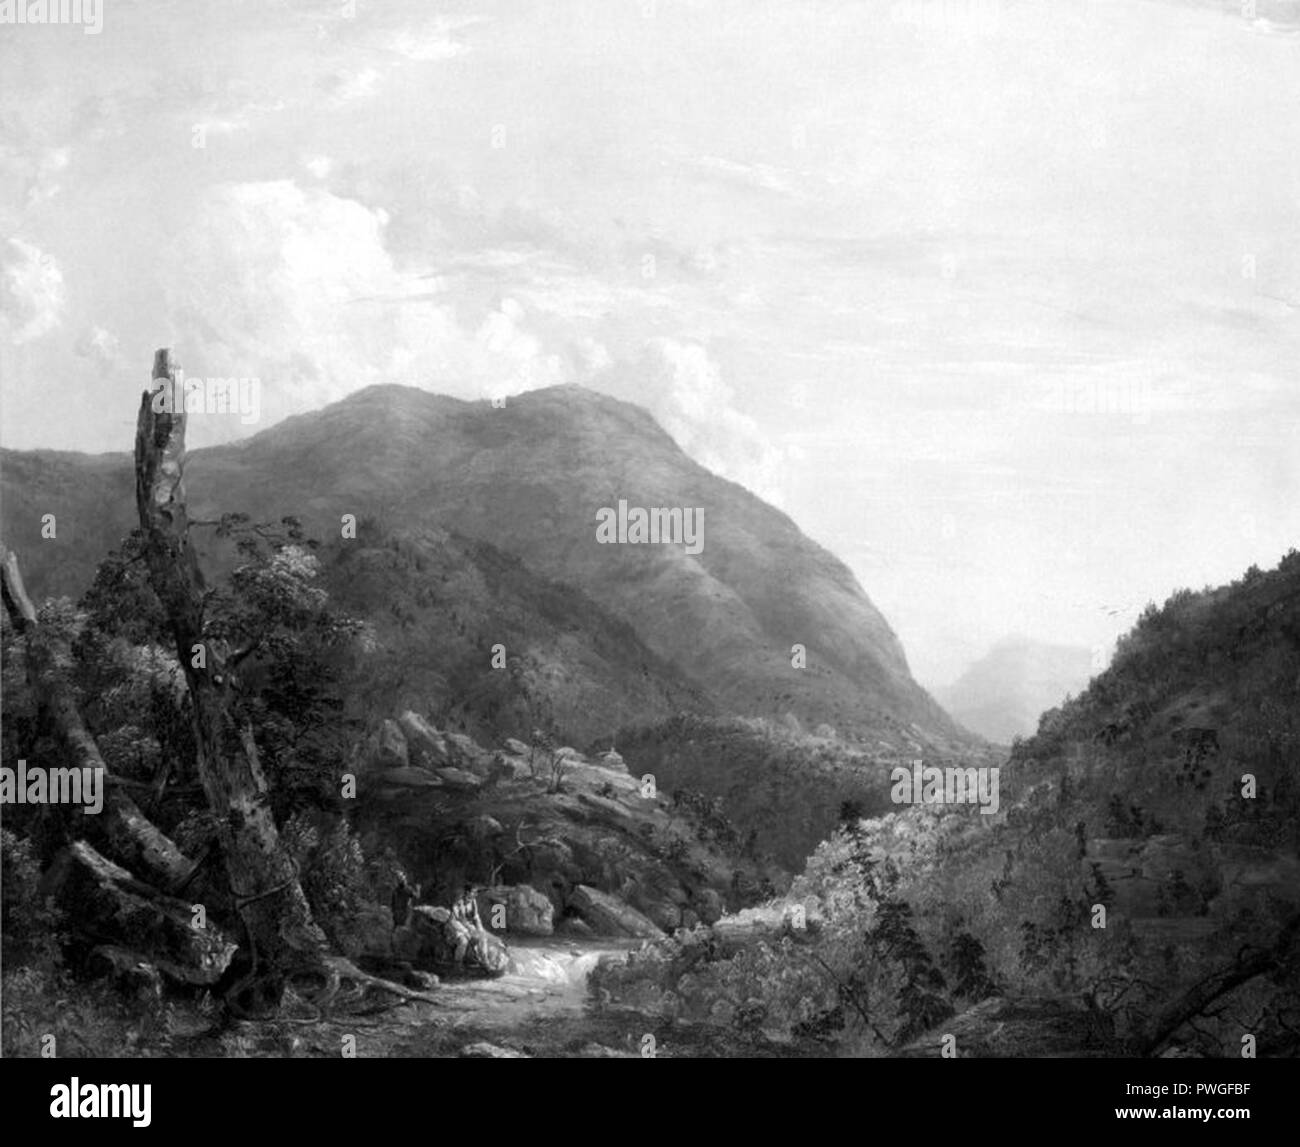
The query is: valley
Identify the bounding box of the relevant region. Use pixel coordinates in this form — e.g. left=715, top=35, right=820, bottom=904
left=1, top=380, right=1296, bottom=1062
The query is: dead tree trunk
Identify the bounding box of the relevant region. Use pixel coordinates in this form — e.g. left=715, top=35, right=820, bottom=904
left=0, top=544, right=195, bottom=890
left=134, top=348, right=328, bottom=1015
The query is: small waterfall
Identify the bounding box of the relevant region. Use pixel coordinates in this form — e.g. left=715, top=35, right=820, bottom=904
left=505, top=942, right=630, bottom=988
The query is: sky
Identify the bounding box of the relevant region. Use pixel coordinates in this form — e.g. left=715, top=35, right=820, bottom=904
left=2, top=0, right=1298, bottom=688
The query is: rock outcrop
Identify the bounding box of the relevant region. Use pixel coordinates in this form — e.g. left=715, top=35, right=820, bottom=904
left=398, top=710, right=450, bottom=768
left=351, top=711, right=765, bottom=951
left=481, top=884, right=554, bottom=936
left=568, top=885, right=665, bottom=939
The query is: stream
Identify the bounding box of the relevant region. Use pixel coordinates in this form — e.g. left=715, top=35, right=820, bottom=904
left=290, top=937, right=670, bottom=1059
left=419, top=937, right=641, bottom=1029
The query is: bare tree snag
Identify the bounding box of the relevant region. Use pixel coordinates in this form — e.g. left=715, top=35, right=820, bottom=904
left=134, top=348, right=328, bottom=1014
left=1, top=543, right=195, bottom=890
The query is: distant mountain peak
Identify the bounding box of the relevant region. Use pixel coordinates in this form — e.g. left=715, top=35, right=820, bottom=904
left=938, top=636, right=1095, bottom=744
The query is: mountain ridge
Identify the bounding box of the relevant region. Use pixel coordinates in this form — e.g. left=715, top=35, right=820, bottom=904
left=1, top=382, right=966, bottom=749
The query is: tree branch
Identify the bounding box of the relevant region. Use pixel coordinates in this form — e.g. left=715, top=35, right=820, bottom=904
left=1137, top=913, right=1300, bottom=1055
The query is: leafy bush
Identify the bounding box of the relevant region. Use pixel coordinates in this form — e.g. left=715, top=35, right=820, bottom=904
left=0, top=829, right=65, bottom=970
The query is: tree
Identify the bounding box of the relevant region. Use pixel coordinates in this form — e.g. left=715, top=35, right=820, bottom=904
left=547, top=746, right=573, bottom=794
left=134, top=349, right=329, bottom=1016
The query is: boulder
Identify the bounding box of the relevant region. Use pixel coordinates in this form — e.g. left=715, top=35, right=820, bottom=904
left=600, top=749, right=629, bottom=773
left=398, top=711, right=449, bottom=769
left=466, top=814, right=505, bottom=839
left=404, top=969, right=440, bottom=991
left=504, top=738, right=532, bottom=758
left=371, top=720, right=409, bottom=770
left=557, top=916, right=595, bottom=939
left=445, top=732, right=492, bottom=776
left=488, top=753, right=530, bottom=781
left=412, top=904, right=451, bottom=929
left=633, top=894, right=682, bottom=933
left=434, top=767, right=483, bottom=791
left=475, top=929, right=511, bottom=975
left=481, top=884, right=554, bottom=936
left=568, top=884, right=665, bottom=939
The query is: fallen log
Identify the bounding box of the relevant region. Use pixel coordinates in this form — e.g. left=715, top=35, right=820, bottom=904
left=1, top=543, right=196, bottom=891
left=41, top=840, right=236, bottom=986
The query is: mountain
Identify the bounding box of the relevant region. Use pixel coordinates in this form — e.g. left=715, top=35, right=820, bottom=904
left=1, top=383, right=967, bottom=752
left=596, top=551, right=1300, bottom=1055
left=317, top=522, right=712, bottom=748
left=936, top=636, right=1095, bottom=743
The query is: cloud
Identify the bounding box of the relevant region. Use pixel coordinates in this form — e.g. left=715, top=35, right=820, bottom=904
left=303, top=154, right=334, bottom=179
left=472, top=297, right=566, bottom=399
left=28, top=147, right=70, bottom=207
left=157, top=180, right=579, bottom=439
left=153, top=185, right=786, bottom=489
left=74, top=325, right=124, bottom=373
left=1, top=239, right=65, bottom=346
left=387, top=25, right=471, bottom=62
left=323, top=67, right=384, bottom=104
left=621, top=339, right=794, bottom=506
left=692, top=154, right=799, bottom=197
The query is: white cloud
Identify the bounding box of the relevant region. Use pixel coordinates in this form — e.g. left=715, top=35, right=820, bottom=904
left=27, top=147, right=70, bottom=206
left=471, top=298, right=567, bottom=399
left=74, top=325, right=123, bottom=372
left=326, top=67, right=383, bottom=104
left=387, top=26, right=469, bottom=62
left=157, top=180, right=577, bottom=438
left=692, top=154, right=798, bottom=197
left=303, top=154, right=334, bottom=179
left=576, top=336, right=611, bottom=373
left=633, top=339, right=793, bottom=506
left=1, top=239, right=65, bottom=345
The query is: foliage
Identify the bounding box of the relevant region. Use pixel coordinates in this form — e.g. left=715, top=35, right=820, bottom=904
left=281, top=811, right=385, bottom=960
left=1, top=829, right=65, bottom=969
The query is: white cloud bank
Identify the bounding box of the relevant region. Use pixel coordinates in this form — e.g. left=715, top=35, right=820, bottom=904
left=1, top=239, right=64, bottom=346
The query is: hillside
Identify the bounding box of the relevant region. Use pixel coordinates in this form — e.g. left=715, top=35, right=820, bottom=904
left=619, top=712, right=1002, bottom=870
left=317, top=521, right=711, bottom=748
left=594, top=551, right=1300, bottom=1056
left=936, top=637, right=1094, bottom=744
left=0, top=383, right=967, bottom=751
